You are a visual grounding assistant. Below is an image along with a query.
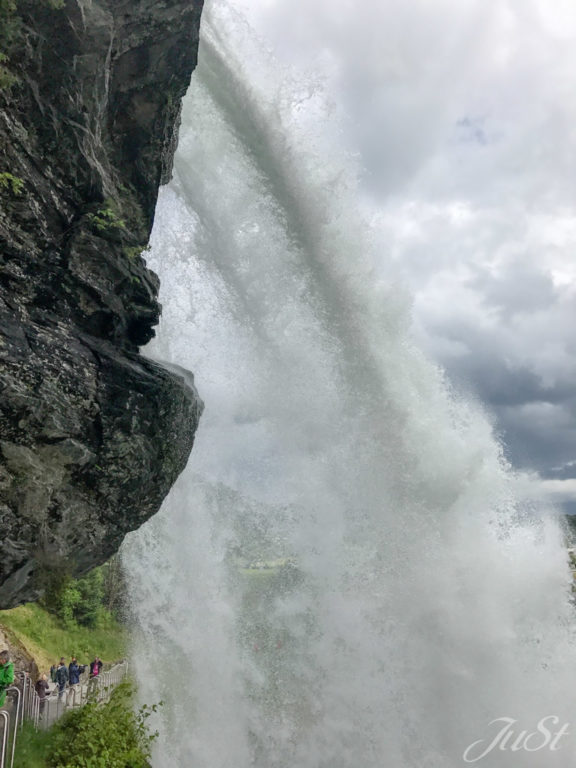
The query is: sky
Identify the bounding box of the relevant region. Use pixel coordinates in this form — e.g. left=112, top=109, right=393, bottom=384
left=226, top=0, right=576, bottom=512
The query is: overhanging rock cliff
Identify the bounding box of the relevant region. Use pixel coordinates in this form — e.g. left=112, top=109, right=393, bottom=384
left=0, top=0, right=204, bottom=607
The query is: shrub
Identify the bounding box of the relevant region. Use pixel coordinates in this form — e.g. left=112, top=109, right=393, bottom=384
left=74, top=568, right=105, bottom=628
left=41, top=570, right=79, bottom=629
left=123, top=244, right=150, bottom=260
left=41, top=565, right=116, bottom=629
left=57, top=579, right=82, bottom=629
left=86, top=206, right=126, bottom=233
left=0, top=171, right=24, bottom=195
left=48, top=681, right=160, bottom=768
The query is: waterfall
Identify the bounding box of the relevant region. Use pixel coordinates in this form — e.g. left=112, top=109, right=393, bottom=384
left=122, top=2, right=576, bottom=766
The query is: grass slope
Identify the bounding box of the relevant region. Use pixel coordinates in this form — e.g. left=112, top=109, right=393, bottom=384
left=0, top=602, right=127, bottom=673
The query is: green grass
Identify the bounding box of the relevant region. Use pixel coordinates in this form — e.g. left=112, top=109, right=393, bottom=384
left=13, top=721, right=51, bottom=768
left=0, top=602, right=127, bottom=674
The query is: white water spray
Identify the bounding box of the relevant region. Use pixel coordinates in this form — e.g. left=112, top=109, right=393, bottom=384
left=123, top=3, right=576, bottom=766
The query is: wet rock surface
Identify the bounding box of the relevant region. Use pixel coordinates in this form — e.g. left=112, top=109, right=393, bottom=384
left=0, top=0, right=204, bottom=607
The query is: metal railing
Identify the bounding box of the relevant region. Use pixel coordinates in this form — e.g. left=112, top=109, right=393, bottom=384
left=0, top=685, right=21, bottom=768
left=0, top=662, right=128, bottom=767
left=0, top=713, right=9, bottom=768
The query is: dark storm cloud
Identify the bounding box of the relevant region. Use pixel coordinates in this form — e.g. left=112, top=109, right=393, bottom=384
left=423, top=296, right=576, bottom=514
left=495, top=402, right=576, bottom=472
left=432, top=323, right=573, bottom=408
left=425, top=308, right=576, bottom=475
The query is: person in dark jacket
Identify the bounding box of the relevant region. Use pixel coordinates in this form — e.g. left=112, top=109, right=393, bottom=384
left=55, top=657, right=68, bottom=698
left=68, top=657, right=85, bottom=687
left=49, top=663, right=58, bottom=683
left=35, top=674, right=49, bottom=716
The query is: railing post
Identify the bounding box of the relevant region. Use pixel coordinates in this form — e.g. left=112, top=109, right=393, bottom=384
left=20, top=673, right=32, bottom=726
left=31, top=692, right=38, bottom=729
left=0, top=711, right=9, bottom=768
left=27, top=676, right=34, bottom=723
left=45, top=692, right=58, bottom=730
left=5, top=687, right=20, bottom=768
left=17, top=674, right=24, bottom=724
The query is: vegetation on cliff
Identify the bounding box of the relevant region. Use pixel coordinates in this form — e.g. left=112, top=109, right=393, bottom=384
left=0, top=558, right=128, bottom=671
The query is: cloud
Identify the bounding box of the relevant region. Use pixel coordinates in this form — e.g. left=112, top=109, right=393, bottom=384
left=540, top=478, right=576, bottom=508
left=547, top=461, right=576, bottom=481
left=468, top=261, right=557, bottom=317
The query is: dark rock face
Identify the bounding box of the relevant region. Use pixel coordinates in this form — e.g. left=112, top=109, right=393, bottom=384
left=0, top=0, right=204, bottom=607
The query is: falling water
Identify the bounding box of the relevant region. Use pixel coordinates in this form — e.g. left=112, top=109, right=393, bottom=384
left=122, top=2, right=576, bottom=766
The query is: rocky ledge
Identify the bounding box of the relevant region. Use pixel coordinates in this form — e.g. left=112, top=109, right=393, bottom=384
left=0, top=0, right=204, bottom=607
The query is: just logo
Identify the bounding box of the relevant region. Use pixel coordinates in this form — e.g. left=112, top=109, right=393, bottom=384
left=463, top=716, right=570, bottom=763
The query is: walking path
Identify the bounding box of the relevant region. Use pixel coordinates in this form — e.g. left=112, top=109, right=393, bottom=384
left=0, top=661, right=128, bottom=768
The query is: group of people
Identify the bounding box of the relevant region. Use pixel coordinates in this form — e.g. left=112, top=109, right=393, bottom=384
left=46, top=656, right=104, bottom=699
left=1, top=649, right=104, bottom=714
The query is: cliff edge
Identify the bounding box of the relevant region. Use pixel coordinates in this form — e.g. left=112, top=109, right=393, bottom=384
left=0, top=0, right=204, bottom=607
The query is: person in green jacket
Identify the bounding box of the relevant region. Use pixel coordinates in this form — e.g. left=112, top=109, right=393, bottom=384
left=0, top=650, right=15, bottom=707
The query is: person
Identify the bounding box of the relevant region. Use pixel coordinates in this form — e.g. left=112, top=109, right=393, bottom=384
left=49, top=662, right=58, bottom=683
left=55, top=657, right=68, bottom=698
left=89, top=656, right=103, bottom=678
left=0, top=650, right=15, bottom=707
left=68, top=657, right=85, bottom=687
left=35, top=674, right=49, bottom=717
